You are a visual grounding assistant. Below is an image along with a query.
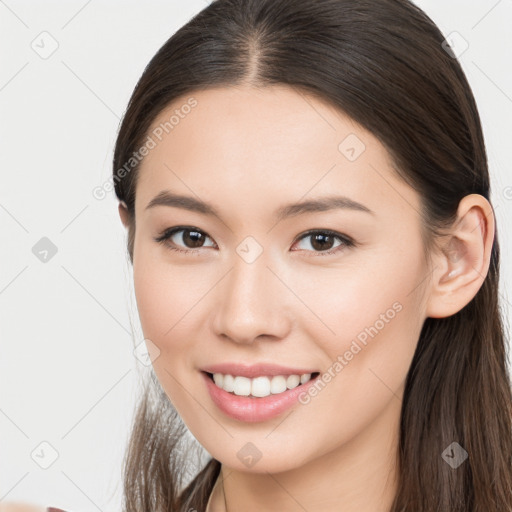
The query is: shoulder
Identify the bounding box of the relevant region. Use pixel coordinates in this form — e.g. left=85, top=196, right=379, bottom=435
left=0, top=503, right=51, bottom=512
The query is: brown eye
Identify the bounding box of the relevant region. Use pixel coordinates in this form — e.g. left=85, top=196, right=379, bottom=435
left=179, top=229, right=207, bottom=248
left=292, top=230, right=354, bottom=256
left=154, top=226, right=216, bottom=252
left=310, top=233, right=336, bottom=251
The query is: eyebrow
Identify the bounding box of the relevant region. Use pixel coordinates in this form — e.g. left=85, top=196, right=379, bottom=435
left=145, top=190, right=375, bottom=221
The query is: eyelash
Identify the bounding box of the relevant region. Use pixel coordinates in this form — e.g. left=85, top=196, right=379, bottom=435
left=153, top=226, right=355, bottom=257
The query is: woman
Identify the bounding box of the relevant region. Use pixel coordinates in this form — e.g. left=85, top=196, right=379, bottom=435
left=42, top=0, right=512, bottom=510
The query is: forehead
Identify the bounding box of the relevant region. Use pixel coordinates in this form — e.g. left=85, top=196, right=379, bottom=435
left=135, top=85, right=421, bottom=222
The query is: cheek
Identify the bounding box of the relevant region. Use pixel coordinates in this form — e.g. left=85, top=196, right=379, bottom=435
left=133, top=260, right=171, bottom=341
left=288, top=245, right=427, bottom=381
left=284, top=253, right=426, bottom=446
left=133, top=233, right=193, bottom=335
left=132, top=245, right=218, bottom=365
left=132, top=254, right=202, bottom=410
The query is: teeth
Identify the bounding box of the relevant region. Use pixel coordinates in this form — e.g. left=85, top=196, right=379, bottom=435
left=212, top=372, right=314, bottom=397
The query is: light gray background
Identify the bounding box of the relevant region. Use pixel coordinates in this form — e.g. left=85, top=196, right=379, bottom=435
left=1, top=1, right=511, bottom=510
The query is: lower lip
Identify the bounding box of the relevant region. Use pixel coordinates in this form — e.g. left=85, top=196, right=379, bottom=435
left=201, top=371, right=319, bottom=423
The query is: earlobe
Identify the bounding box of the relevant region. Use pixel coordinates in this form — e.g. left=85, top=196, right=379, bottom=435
left=425, top=194, right=495, bottom=319
left=118, top=201, right=130, bottom=228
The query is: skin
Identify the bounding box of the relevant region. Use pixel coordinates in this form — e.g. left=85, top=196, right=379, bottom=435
left=118, top=85, right=495, bottom=512
left=0, top=504, right=46, bottom=511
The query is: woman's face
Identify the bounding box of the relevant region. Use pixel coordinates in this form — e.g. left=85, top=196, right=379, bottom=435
left=130, top=85, right=432, bottom=472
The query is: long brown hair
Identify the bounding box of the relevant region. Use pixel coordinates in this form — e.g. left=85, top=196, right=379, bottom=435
left=112, top=0, right=512, bottom=510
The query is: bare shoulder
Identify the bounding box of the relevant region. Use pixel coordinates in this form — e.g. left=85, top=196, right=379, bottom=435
left=0, top=503, right=47, bottom=512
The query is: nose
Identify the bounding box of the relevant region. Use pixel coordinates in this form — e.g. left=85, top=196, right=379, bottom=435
left=211, top=254, right=292, bottom=345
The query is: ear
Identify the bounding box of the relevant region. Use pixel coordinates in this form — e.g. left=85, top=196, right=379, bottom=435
left=118, top=201, right=130, bottom=228
left=425, top=194, right=495, bottom=319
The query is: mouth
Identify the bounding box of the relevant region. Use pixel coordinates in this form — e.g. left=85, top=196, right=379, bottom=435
left=201, top=369, right=322, bottom=422
left=202, top=370, right=321, bottom=398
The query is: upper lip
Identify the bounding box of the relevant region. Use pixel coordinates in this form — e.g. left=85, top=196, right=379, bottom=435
left=201, top=363, right=319, bottom=378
